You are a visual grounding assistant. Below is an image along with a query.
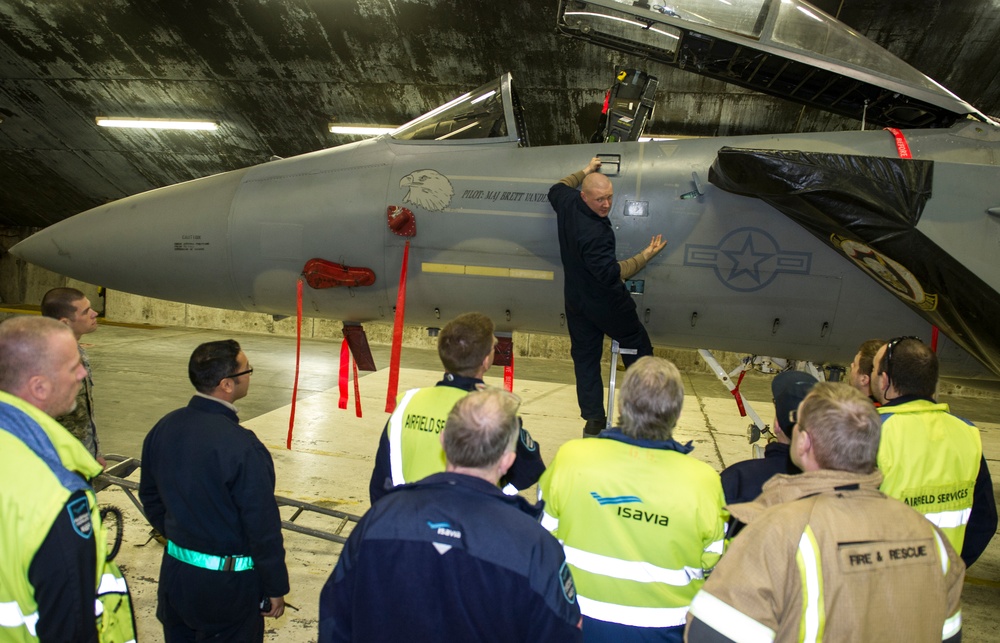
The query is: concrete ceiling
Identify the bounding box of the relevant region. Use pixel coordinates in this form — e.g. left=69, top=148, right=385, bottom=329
left=2, top=0, right=998, bottom=228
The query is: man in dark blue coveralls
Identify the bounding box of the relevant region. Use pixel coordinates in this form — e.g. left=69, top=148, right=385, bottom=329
left=140, top=339, right=288, bottom=642
left=549, top=156, right=667, bottom=436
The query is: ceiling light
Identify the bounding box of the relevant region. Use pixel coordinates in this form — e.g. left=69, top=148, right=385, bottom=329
left=95, top=117, right=218, bottom=131
left=328, top=124, right=397, bottom=135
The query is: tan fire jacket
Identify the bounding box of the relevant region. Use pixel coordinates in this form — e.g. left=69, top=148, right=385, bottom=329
left=685, top=470, right=964, bottom=643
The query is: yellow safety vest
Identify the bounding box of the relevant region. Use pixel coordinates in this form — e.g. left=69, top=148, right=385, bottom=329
left=878, top=399, right=982, bottom=554
left=0, top=391, right=135, bottom=642
left=388, top=387, right=468, bottom=487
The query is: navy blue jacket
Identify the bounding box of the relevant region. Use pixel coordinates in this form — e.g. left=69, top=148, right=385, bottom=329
left=322, top=472, right=582, bottom=642
left=369, top=373, right=545, bottom=504
left=139, top=395, right=289, bottom=597
left=720, top=442, right=801, bottom=505
left=549, top=181, right=635, bottom=315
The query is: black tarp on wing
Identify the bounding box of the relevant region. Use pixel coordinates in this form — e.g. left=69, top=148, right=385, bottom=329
left=709, top=147, right=1000, bottom=377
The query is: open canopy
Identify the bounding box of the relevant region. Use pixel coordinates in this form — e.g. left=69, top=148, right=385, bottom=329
left=557, top=0, right=989, bottom=128
left=391, top=73, right=529, bottom=145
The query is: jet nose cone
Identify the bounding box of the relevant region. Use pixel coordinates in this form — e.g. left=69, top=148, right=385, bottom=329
left=11, top=167, right=251, bottom=309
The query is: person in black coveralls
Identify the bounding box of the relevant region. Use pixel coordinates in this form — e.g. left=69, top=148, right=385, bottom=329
left=140, top=339, right=289, bottom=642
left=721, top=370, right=817, bottom=504
left=549, top=156, right=667, bottom=436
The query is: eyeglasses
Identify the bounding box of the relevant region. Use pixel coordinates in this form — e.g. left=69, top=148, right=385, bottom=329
left=226, top=367, right=254, bottom=380
left=883, top=336, right=920, bottom=380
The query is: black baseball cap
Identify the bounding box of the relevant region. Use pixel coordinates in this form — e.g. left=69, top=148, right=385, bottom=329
left=772, top=370, right=818, bottom=433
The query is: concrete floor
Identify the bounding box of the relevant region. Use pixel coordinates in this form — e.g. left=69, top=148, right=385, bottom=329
left=43, top=322, right=1000, bottom=641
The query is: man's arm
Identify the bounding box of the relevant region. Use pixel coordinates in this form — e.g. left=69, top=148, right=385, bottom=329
left=501, top=421, right=545, bottom=491
left=618, top=235, right=667, bottom=280
left=368, top=423, right=393, bottom=505
left=961, top=455, right=997, bottom=567
left=235, top=441, right=290, bottom=603
left=28, top=489, right=98, bottom=643
left=138, top=431, right=166, bottom=534
left=557, top=157, right=603, bottom=188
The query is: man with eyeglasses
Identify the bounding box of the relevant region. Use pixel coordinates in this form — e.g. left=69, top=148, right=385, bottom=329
left=872, top=336, right=997, bottom=567
left=140, top=339, right=289, bottom=642
left=322, top=389, right=583, bottom=642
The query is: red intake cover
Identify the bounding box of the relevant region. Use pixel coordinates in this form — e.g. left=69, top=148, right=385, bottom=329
left=387, top=205, right=416, bottom=237
left=302, top=258, right=375, bottom=289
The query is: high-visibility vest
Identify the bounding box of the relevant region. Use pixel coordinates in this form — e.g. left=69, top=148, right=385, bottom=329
left=0, top=392, right=135, bottom=643
left=539, top=435, right=727, bottom=630
left=878, top=399, right=982, bottom=553
left=388, top=387, right=468, bottom=487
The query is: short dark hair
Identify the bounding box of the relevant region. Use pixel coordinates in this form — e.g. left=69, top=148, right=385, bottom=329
left=618, top=356, right=684, bottom=441
left=442, top=389, right=520, bottom=469
left=438, top=313, right=495, bottom=376
left=188, top=340, right=241, bottom=394
left=798, top=382, right=881, bottom=474
left=41, top=287, right=86, bottom=320
left=856, top=339, right=884, bottom=377
left=875, top=337, right=937, bottom=398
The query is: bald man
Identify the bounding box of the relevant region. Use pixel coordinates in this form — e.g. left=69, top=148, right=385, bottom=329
left=549, top=156, right=667, bottom=436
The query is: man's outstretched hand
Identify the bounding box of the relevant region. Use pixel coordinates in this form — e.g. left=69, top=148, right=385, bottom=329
left=642, top=234, right=667, bottom=261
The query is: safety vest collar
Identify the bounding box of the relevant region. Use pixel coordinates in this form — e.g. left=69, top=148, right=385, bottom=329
left=436, top=373, right=482, bottom=392
left=878, top=396, right=948, bottom=416
left=598, top=428, right=694, bottom=455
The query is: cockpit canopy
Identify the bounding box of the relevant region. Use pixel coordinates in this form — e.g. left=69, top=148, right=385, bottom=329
left=557, top=0, right=989, bottom=128
left=391, top=73, right=529, bottom=145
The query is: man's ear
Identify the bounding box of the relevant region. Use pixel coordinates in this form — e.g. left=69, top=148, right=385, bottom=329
left=27, top=374, right=52, bottom=403
left=218, top=377, right=235, bottom=396
left=497, top=450, right=516, bottom=478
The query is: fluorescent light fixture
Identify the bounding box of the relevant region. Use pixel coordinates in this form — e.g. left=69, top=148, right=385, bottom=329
left=96, top=117, right=218, bottom=131
left=328, top=124, right=397, bottom=135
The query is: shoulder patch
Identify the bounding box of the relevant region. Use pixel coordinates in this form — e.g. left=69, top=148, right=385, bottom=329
left=559, top=561, right=577, bottom=604
left=519, top=428, right=537, bottom=452
left=67, top=497, right=93, bottom=539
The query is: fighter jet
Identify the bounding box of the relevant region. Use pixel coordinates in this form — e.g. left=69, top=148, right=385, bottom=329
left=12, top=0, right=1000, bottom=380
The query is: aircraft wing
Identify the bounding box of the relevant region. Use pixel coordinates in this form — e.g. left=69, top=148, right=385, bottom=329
left=708, top=146, right=1000, bottom=377
left=557, top=0, right=990, bottom=128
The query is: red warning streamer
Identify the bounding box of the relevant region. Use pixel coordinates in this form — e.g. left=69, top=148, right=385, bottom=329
left=884, top=127, right=913, bottom=159
left=731, top=369, right=748, bottom=417
left=385, top=241, right=410, bottom=413
left=286, top=278, right=304, bottom=450
left=504, top=355, right=515, bottom=393
left=338, top=339, right=350, bottom=410
left=337, top=339, right=364, bottom=418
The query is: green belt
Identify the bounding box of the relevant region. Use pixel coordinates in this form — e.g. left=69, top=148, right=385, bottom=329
left=167, top=540, right=254, bottom=572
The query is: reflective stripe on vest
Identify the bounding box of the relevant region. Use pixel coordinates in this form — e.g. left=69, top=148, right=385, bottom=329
left=688, top=591, right=776, bottom=643
left=925, top=508, right=972, bottom=530
left=541, top=510, right=559, bottom=532
left=565, top=545, right=705, bottom=586
left=577, top=595, right=688, bottom=628
left=0, top=601, right=39, bottom=637
left=795, top=526, right=826, bottom=642
left=388, top=389, right=421, bottom=486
